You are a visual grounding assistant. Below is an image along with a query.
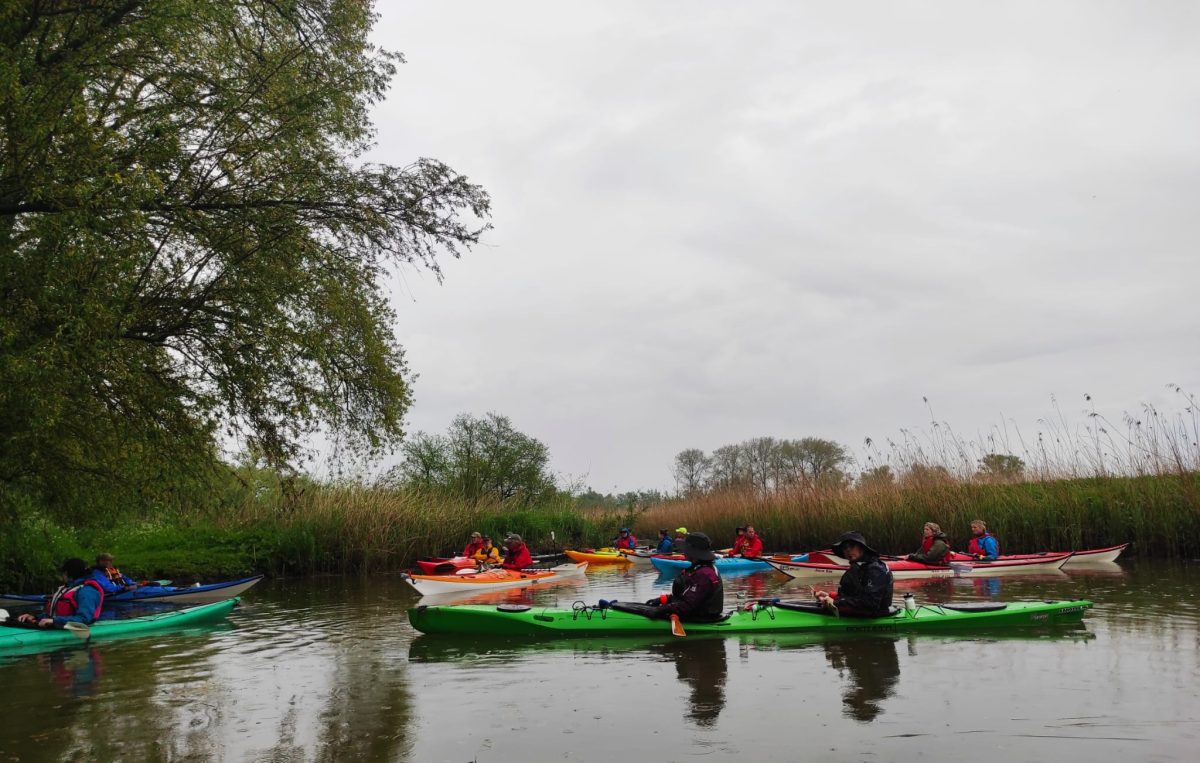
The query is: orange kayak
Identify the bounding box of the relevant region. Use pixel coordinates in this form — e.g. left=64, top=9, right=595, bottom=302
left=403, top=562, right=588, bottom=596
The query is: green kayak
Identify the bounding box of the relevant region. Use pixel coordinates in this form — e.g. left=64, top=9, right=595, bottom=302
left=408, top=599, right=1093, bottom=638
left=0, top=598, right=238, bottom=653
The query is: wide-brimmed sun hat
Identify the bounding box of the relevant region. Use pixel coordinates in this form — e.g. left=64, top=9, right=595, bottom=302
left=681, top=532, right=717, bottom=562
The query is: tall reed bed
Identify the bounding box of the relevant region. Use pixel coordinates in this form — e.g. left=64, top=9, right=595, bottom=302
left=636, top=472, right=1200, bottom=558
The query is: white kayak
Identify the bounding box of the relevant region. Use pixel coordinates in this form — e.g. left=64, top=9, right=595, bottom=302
left=402, top=562, right=588, bottom=597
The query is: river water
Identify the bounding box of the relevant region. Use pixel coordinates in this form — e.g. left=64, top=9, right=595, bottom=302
left=0, top=560, right=1196, bottom=762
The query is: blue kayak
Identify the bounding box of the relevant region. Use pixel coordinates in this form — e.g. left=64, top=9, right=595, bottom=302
left=650, top=555, right=808, bottom=573
left=0, top=575, right=263, bottom=609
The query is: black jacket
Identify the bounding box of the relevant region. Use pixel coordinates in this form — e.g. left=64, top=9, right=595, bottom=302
left=836, top=554, right=894, bottom=616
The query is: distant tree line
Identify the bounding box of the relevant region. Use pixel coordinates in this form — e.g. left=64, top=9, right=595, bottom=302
left=675, top=438, right=1027, bottom=495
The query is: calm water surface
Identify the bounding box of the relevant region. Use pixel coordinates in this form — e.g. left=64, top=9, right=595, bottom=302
left=0, top=561, right=1196, bottom=762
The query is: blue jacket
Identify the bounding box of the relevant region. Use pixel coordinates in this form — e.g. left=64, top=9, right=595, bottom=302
left=52, top=578, right=104, bottom=627
left=656, top=537, right=674, bottom=553
left=91, top=568, right=136, bottom=595
left=969, top=534, right=1000, bottom=561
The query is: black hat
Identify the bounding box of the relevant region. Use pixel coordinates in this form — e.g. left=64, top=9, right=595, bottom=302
left=681, top=532, right=718, bottom=562
left=831, top=531, right=879, bottom=558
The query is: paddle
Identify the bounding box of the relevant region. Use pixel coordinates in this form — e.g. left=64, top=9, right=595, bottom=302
left=669, top=614, right=687, bottom=637
left=63, top=621, right=91, bottom=639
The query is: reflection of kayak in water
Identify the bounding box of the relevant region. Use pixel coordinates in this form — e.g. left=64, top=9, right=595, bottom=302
left=408, top=598, right=1092, bottom=637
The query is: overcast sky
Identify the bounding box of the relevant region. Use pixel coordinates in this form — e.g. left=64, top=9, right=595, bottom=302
left=362, top=1, right=1200, bottom=491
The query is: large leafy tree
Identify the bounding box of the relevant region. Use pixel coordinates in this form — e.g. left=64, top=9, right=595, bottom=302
left=394, top=413, right=556, bottom=507
left=0, top=1, right=490, bottom=514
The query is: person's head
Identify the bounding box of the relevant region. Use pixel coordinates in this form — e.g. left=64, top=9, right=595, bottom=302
left=619, top=528, right=631, bottom=537
left=735, top=526, right=746, bottom=537
left=504, top=533, right=523, bottom=548
left=923, top=522, right=942, bottom=538
left=658, top=528, right=669, bottom=538
left=831, top=531, right=877, bottom=563
left=681, top=532, right=717, bottom=563
left=970, top=520, right=986, bottom=536
left=95, top=552, right=114, bottom=569
left=674, top=527, right=688, bottom=539
left=482, top=535, right=493, bottom=547
left=61, top=558, right=89, bottom=581
left=745, top=526, right=756, bottom=538
left=469, top=531, right=482, bottom=542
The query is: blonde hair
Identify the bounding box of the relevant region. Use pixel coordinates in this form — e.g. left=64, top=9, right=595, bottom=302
left=924, top=522, right=942, bottom=535
left=970, top=519, right=987, bottom=530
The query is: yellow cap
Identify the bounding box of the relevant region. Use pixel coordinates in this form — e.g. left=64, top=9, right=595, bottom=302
left=674, top=527, right=688, bottom=534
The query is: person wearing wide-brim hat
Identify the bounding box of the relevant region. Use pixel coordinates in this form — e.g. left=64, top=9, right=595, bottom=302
left=815, top=531, right=894, bottom=617
left=645, top=533, right=725, bottom=622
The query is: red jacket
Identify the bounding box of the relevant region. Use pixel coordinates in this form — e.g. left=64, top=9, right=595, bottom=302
left=502, top=543, right=533, bottom=570
left=463, top=540, right=485, bottom=558
left=740, top=536, right=763, bottom=558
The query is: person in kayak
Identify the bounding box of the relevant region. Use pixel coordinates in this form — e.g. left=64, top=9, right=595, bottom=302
left=730, top=526, right=747, bottom=554
left=814, top=532, right=894, bottom=618
left=15, top=558, right=104, bottom=629
left=471, top=535, right=502, bottom=566
left=90, top=552, right=140, bottom=594
left=612, top=528, right=637, bottom=550
left=732, top=526, right=763, bottom=558
left=501, top=534, right=533, bottom=570
left=967, top=520, right=1000, bottom=561
left=645, top=532, right=724, bottom=623
left=462, top=532, right=485, bottom=558
left=906, top=523, right=950, bottom=564
left=655, top=529, right=674, bottom=554
left=670, top=527, right=689, bottom=553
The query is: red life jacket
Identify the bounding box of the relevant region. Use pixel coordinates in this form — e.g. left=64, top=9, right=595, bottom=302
left=741, top=536, right=763, bottom=558
left=502, top=543, right=533, bottom=570
left=44, top=579, right=105, bottom=619
left=967, top=533, right=999, bottom=556
left=920, top=536, right=934, bottom=553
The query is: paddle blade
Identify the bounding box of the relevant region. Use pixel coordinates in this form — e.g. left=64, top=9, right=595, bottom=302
left=670, top=614, right=687, bottom=637
left=63, top=622, right=91, bottom=639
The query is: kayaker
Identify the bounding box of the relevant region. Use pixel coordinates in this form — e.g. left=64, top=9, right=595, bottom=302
left=91, top=552, right=139, bottom=594
left=612, top=528, right=638, bottom=550
left=15, top=558, right=104, bottom=629
left=733, top=526, right=763, bottom=558
left=670, top=527, right=689, bottom=553
left=967, top=520, right=1000, bottom=561
left=501, top=534, right=533, bottom=570
left=814, top=532, right=894, bottom=618
left=906, top=523, right=950, bottom=564
left=645, top=532, right=724, bottom=622
left=471, top=535, right=502, bottom=566
left=462, top=532, right=485, bottom=558
left=655, top=529, right=674, bottom=554
left=730, top=526, right=747, bottom=554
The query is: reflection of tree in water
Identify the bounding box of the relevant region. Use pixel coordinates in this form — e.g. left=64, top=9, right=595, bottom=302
left=652, top=639, right=728, bottom=727
left=823, top=637, right=900, bottom=723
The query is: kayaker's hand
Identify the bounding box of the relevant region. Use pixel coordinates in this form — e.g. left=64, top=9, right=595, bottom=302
left=16, top=613, right=35, bottom=624
left=37, top=618, right=54, bottom=628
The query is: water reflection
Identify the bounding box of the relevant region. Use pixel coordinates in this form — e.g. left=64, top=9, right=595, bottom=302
left=651, top=639, right=727, bottom=727
left=823, top=637, right=900, bottom=722
left=39, top=647, right=104, bottom=698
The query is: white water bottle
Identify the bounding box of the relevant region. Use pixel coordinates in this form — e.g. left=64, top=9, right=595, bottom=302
left=903, top=593, right=916, bottom=613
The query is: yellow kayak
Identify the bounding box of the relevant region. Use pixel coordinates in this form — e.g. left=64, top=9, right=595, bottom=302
left=564, top=549, right=632, bottom=565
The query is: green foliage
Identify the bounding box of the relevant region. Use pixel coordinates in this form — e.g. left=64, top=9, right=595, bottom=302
left=977, top=453, right=1026, bottom=482
left=0, top=1, right=489, bottom=521
left=677, top=436, right=851, bottom=493
left=393, top=413, right=557, bottom=506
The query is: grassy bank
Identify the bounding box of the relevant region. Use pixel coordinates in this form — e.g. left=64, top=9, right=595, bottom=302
left=0, top=485, right=626, bottom=592
left=635, top=472, right=1200, bottom=558
left=4, top=471, right=1197, bottom=592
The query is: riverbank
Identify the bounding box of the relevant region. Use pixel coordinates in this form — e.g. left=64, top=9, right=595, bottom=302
left=3, top=472, right=1196, bottom=591
left=636, top=472, right=1200, bottom=558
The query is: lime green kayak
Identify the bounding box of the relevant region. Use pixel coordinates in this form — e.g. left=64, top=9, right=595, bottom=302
left=408, top=599, right=1092, bottom=638
left=0, top=598, right=238, bottom=653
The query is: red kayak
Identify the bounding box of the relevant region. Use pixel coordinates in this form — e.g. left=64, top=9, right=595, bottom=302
left=766, top=553, right=1073, bottom=580
left=946, top=543, right=1127, bottom=566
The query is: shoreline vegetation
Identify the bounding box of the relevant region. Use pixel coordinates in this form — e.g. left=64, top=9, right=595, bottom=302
left=3, top=468, right=1197, bottom=592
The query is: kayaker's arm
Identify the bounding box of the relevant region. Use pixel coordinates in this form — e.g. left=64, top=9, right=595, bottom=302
left=89, top=569, right=125, bottom=595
